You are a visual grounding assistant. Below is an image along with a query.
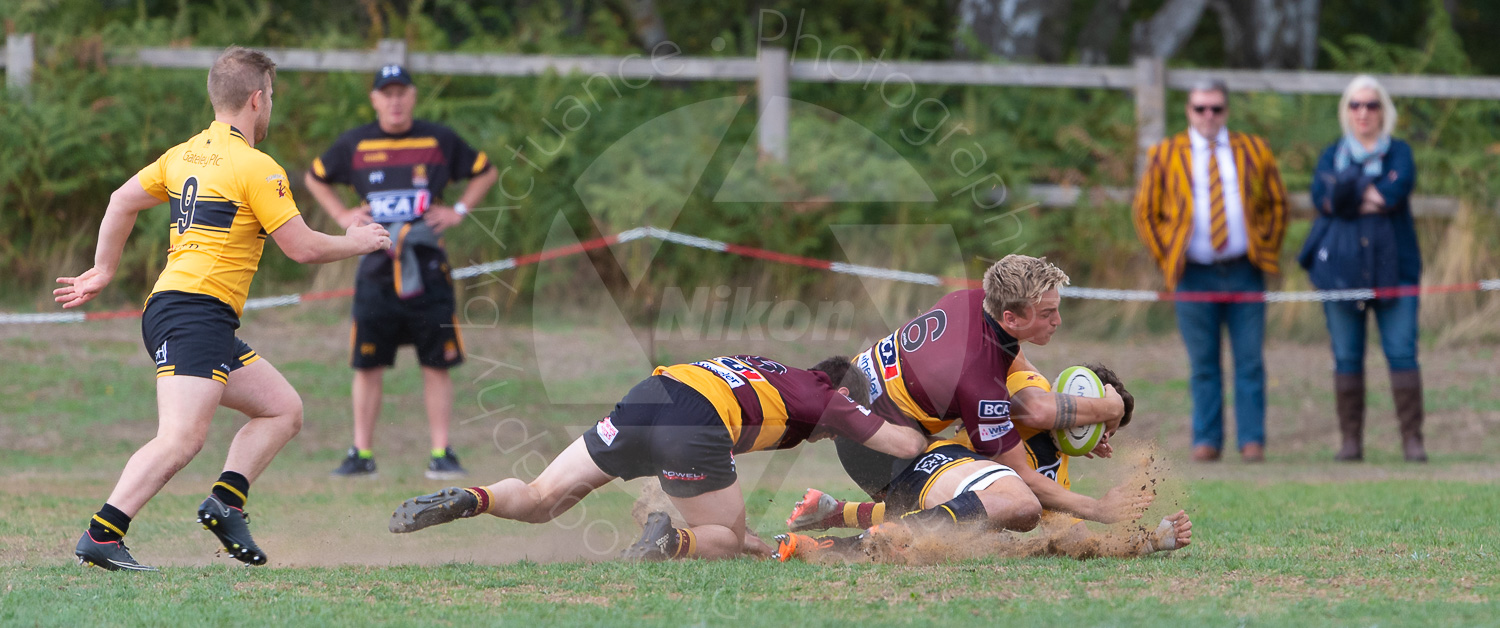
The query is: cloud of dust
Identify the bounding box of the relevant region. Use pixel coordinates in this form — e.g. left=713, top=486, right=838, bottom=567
left=815, top=443, right=1189, bottom=565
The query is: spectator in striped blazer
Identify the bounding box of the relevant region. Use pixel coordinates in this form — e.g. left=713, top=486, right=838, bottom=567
left=1131, top=79, right=1289, bottom=463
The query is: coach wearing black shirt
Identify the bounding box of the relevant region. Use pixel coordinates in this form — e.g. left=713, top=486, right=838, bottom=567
left=304, top=65, right=498, bottom=480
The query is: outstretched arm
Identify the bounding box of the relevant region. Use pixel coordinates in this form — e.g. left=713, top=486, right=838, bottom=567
left=1009, top=386, right=1124, bottom=431
left=994, top=446, right=1150, bottom=524
left=270, top=215, right=390, bottom=264
left=54, top=176, right=163, bottom=309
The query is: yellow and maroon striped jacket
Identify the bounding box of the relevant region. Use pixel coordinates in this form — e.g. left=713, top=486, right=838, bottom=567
left=1131, top=131, right=1289, bottom=290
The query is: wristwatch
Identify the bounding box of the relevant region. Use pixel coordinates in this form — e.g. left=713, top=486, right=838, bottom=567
left=453, top=202, right=469, bottom=217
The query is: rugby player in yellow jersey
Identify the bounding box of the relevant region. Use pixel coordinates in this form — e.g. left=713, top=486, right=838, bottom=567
left=778, top=364, right=1193, bottom=560
left=387, top=355, right=928, bottom=560
left=56, top=47, right=391, bottom=571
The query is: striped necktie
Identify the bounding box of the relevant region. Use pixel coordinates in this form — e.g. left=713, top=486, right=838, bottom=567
left=1206, top=139, right=1229, bottom=252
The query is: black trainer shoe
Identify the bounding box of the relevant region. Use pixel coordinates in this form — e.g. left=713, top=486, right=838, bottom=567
left=331, top=447, right=378, bottom=477
left=389, top=487, right=480, bottom=533
left=425, top=447, right=467, bottom=480
left=621, top=511, right=675, bottom=561
left=75, top=531, right=158, bottom=572
left=197, top=495, right=267, bottom=566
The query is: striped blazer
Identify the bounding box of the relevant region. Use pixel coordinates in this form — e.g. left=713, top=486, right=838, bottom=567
left=1131, top=131, right=1289, bottom=290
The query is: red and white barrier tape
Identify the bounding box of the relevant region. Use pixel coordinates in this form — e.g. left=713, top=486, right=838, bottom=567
left=4, top=226, right=1498, bottom=325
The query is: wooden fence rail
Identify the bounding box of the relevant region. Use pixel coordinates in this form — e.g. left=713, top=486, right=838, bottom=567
left=7, top=34, right=1497, bottom=216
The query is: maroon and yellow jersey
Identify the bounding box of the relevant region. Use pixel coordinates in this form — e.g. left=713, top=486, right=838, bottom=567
left=852, top=289, right=1021, bottom=458
left=655, top=355, right=884, bottom=454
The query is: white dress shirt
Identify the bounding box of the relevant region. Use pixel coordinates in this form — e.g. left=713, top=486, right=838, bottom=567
left=1186, top=127, right=1249, bottom=264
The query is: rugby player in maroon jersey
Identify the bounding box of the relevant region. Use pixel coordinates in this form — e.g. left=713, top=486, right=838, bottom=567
left=386, top=355, right=927, bottom=560
left=775, top=255, right=1155, bottom=559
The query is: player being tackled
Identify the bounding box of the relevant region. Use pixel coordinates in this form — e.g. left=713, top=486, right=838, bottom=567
left=776, top=364, right=1193, bottom=562
left=389, top=355, right=928, bottom=560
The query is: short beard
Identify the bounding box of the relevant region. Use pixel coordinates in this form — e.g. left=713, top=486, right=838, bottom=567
left=253, top=113, right=270, bottom=144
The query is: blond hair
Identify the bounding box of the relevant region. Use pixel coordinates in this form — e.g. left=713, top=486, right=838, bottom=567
left=207, top=46, right=276, bottom=114
left=1338, top=74, right=1397, bottom=138
left=982, top=255, right=1069, bottom=319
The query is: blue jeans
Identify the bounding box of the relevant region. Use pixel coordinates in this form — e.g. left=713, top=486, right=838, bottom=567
left=1175, top=259, right=1266, bottom=450
left=1322, top=296, right=1420, bottom=374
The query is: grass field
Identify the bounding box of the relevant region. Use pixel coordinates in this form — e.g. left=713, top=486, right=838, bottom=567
left=3, top=302, right=1499, bottom=626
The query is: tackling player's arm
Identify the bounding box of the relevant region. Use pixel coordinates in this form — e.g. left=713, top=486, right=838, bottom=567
left=54, top=175, right=166, bottom=309
left=855, top=420, right=927, bottom=460
left=1009, top=385, right=1124, bottom=431
left=994, top=445, right=1150, bottom=524
left=270, top=216, right=390, bottom=264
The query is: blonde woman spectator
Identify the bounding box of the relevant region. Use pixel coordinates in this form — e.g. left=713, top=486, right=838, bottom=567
left=1298, top=75, right=1426, bottom=463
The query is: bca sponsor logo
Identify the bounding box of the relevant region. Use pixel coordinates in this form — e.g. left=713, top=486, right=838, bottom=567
left=977, top=421, right=1013, bottom=442
left=914, top=452, right=953, bottom=474
left=595, top=417, right=619, bottom=446
left=978, top=400, right=1010, bottom=420
left=876, top=335, right=899, bottom=381
left=660, top=470, right=707, bottom=481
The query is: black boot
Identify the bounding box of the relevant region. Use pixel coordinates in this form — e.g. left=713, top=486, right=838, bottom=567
left=1334, top=372, right=1365, bottom=462
left=1391, top=369, right=1428, bottom=463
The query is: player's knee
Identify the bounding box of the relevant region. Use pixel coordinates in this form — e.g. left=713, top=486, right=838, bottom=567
left=997, top=494, right=1042, bottom=532
left=283, top=397, right=305, bottom=434
left=157, top=432, right=207, bottom=467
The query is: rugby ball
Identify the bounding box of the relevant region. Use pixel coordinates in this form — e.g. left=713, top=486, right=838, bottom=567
left=1052, top=366, right=1106, bottom=457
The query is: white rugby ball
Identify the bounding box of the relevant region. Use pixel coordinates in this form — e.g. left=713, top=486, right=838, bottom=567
left=1052, top=365, right=1105, bottom=457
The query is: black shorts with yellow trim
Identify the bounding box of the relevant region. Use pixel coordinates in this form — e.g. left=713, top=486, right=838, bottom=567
left=141, top=290, right=260, bottom=383
left=582, top=375, right=737, bottom=499
left=349, top=283, right=463, bottom=370
left=884, top=443, right=999, bottom=514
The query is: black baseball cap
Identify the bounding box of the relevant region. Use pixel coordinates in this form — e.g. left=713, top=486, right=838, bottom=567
left=373, top=64, right=413, bottom=89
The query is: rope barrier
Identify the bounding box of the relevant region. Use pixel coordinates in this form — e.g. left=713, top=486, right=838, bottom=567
left=4, top=227, right=1497, bottom=324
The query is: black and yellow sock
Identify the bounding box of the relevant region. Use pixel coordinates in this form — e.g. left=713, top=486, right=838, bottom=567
left=89, top=503, right=131, bottom=543
left=899, top=492, right=988, bottom=526
left=212, top=471, right=250, bottom=509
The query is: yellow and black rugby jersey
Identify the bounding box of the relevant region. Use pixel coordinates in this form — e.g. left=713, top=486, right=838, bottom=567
left=137, top=121, right=301, bottom=316
left=655, top=355, right=885, bottom=455
left=1007, top=371, right=1072, bottom=490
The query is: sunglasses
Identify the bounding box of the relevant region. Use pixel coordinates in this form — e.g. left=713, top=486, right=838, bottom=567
left=1191, top=105, right=1226, bottom=115
left=1348, top=100, right=1382, bottom=112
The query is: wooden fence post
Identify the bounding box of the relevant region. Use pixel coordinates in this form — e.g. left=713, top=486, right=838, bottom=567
left=6, top=33, right=35, bottom=101
left=377, top=38, right=407, bottom=68
left=1133, top=56, right=1166, bottom=183
left=757, top=46, right=789, bottom=163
